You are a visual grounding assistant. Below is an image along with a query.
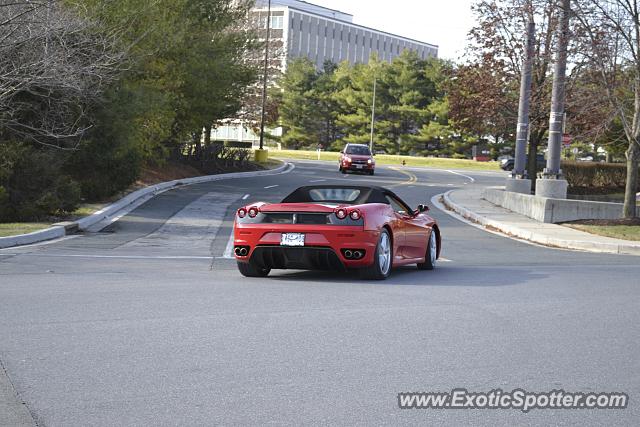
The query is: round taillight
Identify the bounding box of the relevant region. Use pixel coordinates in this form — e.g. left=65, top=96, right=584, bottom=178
left=237, top=208, right=247, bottom=218
left=349, top=210, right=361, bottom=220
left=335, top=208, right=348, bottom=220
left=248, top=207, right=259, bottom=218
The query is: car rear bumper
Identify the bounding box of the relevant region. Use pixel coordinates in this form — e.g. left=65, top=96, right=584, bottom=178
left=249, top=246, right=345, bottom=270
left=234, top=226, right=378, bottom=269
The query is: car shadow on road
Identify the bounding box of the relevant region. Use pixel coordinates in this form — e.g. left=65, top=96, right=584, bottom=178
left=265, top=265, right=547, bottom=287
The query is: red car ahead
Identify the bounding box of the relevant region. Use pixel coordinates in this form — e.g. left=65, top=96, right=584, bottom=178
left=339, top=144, right=375, bottom=175
left=233, top=185, right=441, bottom=280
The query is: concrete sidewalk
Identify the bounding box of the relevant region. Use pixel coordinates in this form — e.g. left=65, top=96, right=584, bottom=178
left=441, top=186, right=640, bottom=256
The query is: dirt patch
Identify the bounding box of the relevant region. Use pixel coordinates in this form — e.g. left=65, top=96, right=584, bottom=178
left=562, top=218, right=640, bottom=226
left=138, top=162, right=204, bottom=185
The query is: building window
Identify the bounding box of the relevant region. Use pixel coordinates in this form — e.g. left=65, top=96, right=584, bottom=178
left=270, top=15, right=283, bottom=29
left=300, top=19, right=303, bottom=31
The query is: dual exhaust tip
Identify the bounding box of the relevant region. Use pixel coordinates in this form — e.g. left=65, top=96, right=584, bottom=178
left=343, top=249, right=364, bottom=260
left=234, top=246, right=249, bottom=257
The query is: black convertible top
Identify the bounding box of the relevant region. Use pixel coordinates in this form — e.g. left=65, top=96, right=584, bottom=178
left=281, top=185, right=396, bottom=205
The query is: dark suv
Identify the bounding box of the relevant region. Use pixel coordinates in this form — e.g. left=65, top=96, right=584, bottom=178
left=500, top=154, right=546, bottom=172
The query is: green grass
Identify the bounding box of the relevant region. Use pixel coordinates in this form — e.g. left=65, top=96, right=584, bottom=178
left=0, top=204, right=105, bottom=238
left=565, top=224, right=640, bottom=241
left=272, top=149, right=501, bottom=171
left=0, top=223, right=51, bottom=237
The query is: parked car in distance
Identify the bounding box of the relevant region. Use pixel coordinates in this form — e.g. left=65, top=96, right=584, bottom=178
left=500, top=154, right=546, bottom=172
left=339, top=144, right=375, bottom=175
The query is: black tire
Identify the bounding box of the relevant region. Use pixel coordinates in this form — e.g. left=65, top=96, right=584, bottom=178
left=417, top=230, right=437, bottom=270
left=369, top=169, right=375, bottom=176
left=341, top=168, right=347, bottom=174
left=237, top=261, right=270, bottom=277
left=359, top=229, right=393, bottom=280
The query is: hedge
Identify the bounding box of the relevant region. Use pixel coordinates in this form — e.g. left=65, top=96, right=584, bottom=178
left=562, top=161, right=639, bottom=191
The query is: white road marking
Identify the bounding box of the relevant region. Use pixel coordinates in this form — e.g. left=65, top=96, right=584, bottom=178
left=17, top=254, right=213, bottom=260
left=439, top=257, right=453, bottom=262
left=309, top=179, right=326, bottom=182
left=242, top=194, right=250, bottom=200
left=446, top=170, right=476, bottom=183
left=264, top=185, right=279, bottom=189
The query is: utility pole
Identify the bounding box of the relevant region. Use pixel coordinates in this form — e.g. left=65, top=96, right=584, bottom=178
left=258, top=0, right=272, bottom=155
left=506, top=19, right=536, bottom=194
left=537, top=0, right=570, bottom=198
left=369, top=76, right=377, bottom=153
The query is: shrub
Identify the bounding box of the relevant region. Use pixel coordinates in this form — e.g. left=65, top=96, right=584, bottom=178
left=562, top=161, right=639, bottom=191
left=0, top=142, right=81, bottom=221
left=65, top=136, right=141, bottom=201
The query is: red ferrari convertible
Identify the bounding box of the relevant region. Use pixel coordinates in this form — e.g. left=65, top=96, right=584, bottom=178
left=233, top=185, right=441, bottom=280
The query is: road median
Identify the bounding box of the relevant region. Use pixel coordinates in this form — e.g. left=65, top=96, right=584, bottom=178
left=439, top=187, right=640, bottom=256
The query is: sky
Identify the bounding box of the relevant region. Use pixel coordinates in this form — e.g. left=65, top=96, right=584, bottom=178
left=314, top=0, right=476, bottom=61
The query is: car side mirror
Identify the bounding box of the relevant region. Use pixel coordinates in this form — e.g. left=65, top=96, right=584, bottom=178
left=417, top=204, right=429, bottom=213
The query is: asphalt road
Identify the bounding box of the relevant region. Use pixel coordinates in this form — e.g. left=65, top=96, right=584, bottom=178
left=0, top=160, right=638, bottom=426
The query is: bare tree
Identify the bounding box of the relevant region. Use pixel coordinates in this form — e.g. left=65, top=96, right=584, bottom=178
left=573, top=0, right=640, bottom=217
left=0, top=0, right=125, bottom=149
left=466, top=0, right=561, bottom=188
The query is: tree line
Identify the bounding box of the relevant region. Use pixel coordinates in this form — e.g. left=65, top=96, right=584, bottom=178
left=271, top=53, right=477, bottom=158
left=0, top=0, right=260, bottom=221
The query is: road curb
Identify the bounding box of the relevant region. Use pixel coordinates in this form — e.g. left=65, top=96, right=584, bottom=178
left=0, top=162, right=292, bottom=249
left=441, top=190, right=640, bottom=256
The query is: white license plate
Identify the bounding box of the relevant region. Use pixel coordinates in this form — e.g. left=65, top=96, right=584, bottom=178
left=281, top=233, right=305, bottom=246
left=354, top=164, right=363, bottom=169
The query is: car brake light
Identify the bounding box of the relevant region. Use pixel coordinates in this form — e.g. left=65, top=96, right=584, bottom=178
left=349, top=209, right=361, bottom=220
left=248, top=207, right=259, bottom=218
left=335, top=208, right=348, bottom=220
left=237, top=208, right=247, bottom=218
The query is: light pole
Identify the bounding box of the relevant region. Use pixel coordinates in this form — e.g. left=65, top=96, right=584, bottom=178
left=257, top=0, right=271, bottom=158
left=505, top=19, right=535, bottom=194
left=536, top=0, right=570, bottom=198
left=369, top=76, right=376, bottom=153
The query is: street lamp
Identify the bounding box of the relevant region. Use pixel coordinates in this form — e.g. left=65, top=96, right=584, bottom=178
left=257, top=0, right=271, bottom=159
left=369, top=75, right=376, bottom=153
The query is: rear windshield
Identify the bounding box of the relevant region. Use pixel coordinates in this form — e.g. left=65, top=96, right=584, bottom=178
left=308, top=188, right=361, bottom=202
left=345, top=145, right=371, bottom=155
